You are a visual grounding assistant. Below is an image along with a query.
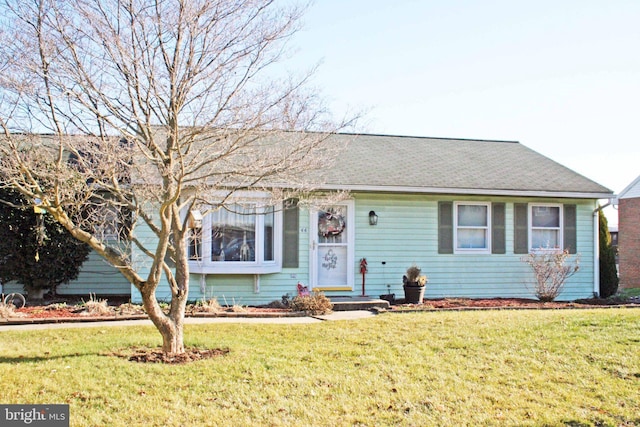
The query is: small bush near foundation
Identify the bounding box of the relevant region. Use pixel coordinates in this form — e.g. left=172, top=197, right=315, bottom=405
left=522, top=250, right=580, bottom=302
left=193, top=298, right=223, bottom=313
left=116, top=303, right=145, bottom=315
left=229, top=304, right=247, bottom=313
left=0, top=301, right=17, bottom=318
left=81, top=293, right=112, bottom=315
left=290, top=292, right=332, bottom=315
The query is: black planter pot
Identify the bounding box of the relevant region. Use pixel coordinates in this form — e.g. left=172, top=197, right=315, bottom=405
left=403, top=284, right=425, bottom=304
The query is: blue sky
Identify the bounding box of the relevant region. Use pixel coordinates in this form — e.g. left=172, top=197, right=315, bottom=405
left=284, top=0, right=640, bottom=225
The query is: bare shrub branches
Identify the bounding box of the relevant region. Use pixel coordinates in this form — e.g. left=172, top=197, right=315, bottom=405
left=522, top=250, right=580, bottom=302
left=289, top=292, right=333, bottom=315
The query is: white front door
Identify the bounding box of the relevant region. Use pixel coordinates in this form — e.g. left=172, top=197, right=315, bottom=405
left=310, top=201, right=355, bottom=291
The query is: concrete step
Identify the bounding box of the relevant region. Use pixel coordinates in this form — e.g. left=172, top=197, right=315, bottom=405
left=329, top=296, right=390, bottom=311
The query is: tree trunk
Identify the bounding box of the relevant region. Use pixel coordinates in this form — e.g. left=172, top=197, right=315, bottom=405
left=159, top=316, right=185, bottom=355
left=141, top=286, right=187, bottom=356
left=25, top=286, right=48, bottom=300
left=25, top=279, right=49, bottom=300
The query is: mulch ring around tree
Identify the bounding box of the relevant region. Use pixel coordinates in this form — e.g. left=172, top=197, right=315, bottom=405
left=110, top=346, right=230, bottom=364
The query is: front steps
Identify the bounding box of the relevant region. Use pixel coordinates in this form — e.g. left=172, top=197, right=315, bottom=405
left=328, top=296, right=390, bottom=311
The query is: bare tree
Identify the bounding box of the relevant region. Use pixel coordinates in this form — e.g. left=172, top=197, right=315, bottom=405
left=0, top=0, right=352, bottom=355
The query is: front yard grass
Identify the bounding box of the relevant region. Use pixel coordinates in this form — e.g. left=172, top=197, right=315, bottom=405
left=1, top=309, right=639, bottom=426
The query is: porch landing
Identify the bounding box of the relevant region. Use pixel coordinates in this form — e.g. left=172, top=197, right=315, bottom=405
left=328, top=296, right=390, bottom=312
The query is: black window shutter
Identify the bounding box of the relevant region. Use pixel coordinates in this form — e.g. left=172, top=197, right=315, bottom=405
left=514, top=203, right=529, bottom=254
left=438, top=201, right=453, bottom=254
left=563, top=204, right=577, bottom=254
left=282, top=199, right=299, bottom=268
left=491, top=203, right=506, bottom=254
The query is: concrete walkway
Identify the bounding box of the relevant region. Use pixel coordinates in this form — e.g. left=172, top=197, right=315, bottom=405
left=0, top=310, right=377, bottom=332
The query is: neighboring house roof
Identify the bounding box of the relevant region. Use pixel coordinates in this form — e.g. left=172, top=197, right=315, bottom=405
left=316, top=133, right=613, bottom=198
left=618, top=174, right=640, bottom=199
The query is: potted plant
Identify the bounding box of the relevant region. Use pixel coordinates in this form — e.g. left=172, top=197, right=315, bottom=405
left=403, top=264, right=427, bottom=304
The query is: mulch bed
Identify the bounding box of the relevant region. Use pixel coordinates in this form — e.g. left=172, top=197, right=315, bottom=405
left=15, top=307, right=86, bottom=318
left=6, top=296, right=639, bottom=320
left=8, top=296, right=293, bottom=320
left=390, top=297, right=640, bottom=311
left=14, top=305, right=293, bottom=318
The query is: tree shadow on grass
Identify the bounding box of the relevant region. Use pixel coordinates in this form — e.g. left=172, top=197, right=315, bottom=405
left=0, top=351, right=101, bottom=363
left=0, top=346, right=230, bottom=365
left=561, top=417, right=640, bottom=426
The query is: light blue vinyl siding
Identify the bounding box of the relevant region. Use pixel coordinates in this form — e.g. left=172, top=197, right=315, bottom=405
left=2, top=250, right=131, bottom=296
left=131, top=193, right=597, bottom=305
left=5, top=193, right=595, bottom=304
left=56, top=250, right=130, bottom=295
left=130, top=213, right=172, bottom=303
left=352, top=194, right=595, bottom=301
left=0, top=282, right=22, bottom=294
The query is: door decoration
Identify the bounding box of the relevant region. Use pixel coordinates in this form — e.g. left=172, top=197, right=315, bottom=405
left=322, top=248, right=338, bottom=270
left=318, top=210, right=345, bottom=238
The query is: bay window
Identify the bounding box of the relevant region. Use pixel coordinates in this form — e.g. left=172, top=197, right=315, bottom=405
left=211, top=204, right=257, bottom=262
left=188, top=202, right=281, bottom=274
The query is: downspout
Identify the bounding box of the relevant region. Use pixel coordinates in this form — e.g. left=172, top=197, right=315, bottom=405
left=593, top=198, right=616, bottom=297
left=593, top=208, right=600, bottom=297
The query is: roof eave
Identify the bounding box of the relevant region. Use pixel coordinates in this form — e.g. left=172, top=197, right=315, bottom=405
left=618, top=174, right=640, bottom=199
left=313, top=184, right=614, bottom=199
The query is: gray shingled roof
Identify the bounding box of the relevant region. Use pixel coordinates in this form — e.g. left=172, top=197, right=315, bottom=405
left=25, top=130, right=607, bottom=197
left=317, top=133, right=612, bottom=198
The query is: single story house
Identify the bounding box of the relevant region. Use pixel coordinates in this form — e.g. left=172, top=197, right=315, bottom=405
left=617, top=174, right=640, bottom=288
left=2, top=133, right=614, bottom=303
left=137, top=133, right=612, bottom=303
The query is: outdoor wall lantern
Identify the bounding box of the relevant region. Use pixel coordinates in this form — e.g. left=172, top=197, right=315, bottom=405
left=368, top=210, right=378, bottom=226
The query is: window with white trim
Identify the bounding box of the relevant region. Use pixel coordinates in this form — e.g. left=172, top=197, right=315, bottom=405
left=529, top=204, right=562, bottom=251
left=454, top=202, right=491, bottom=253
left=187, top=203, right=282, bottom=274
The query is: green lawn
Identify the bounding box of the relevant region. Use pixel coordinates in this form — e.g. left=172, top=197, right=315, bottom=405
left=1, top=309, right=639, bottom=426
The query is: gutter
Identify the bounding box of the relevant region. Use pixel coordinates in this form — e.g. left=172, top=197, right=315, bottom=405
left=592, top=197, right=617, bottom=297
left=308, top=184, right=613, bottom=199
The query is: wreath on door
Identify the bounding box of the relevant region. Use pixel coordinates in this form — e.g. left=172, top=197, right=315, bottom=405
left=318, top=210, right=346, bottom=237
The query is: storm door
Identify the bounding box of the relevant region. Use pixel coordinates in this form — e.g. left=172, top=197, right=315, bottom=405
left=310, top=202, right=354, bottom=291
